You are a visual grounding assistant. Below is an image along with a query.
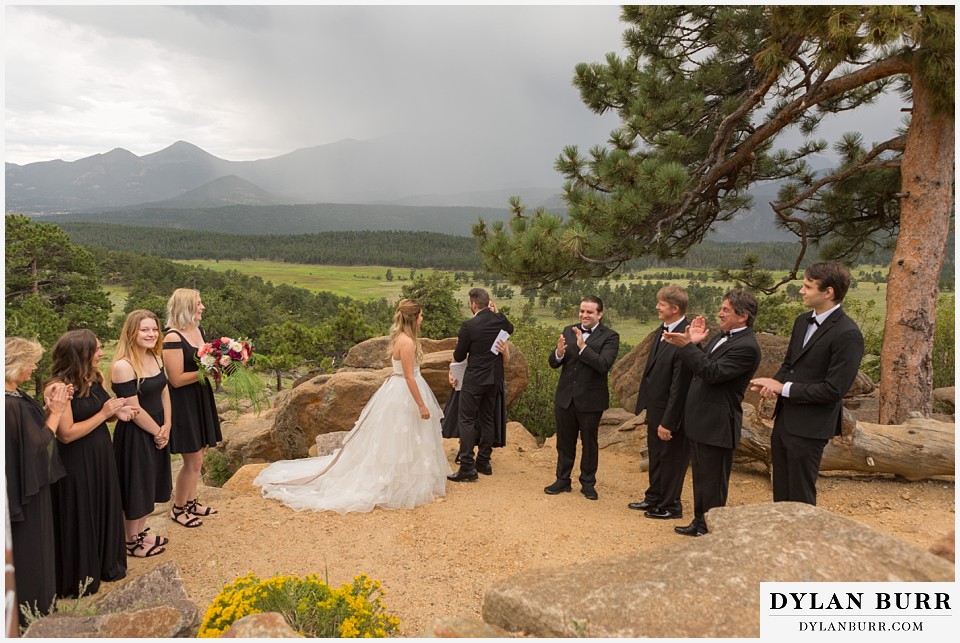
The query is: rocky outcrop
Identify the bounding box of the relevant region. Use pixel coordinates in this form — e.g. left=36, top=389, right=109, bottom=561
left=929, top=530, right=955, bottom=563
left=221, top=612, right=303, bottom=637
left=933, top=386, right=955, bottom=410
left=24, top=562, right=199, bottom=638
left=222, top=463, right=270, bottom=496
left=482, top=502, right=955, bottom=638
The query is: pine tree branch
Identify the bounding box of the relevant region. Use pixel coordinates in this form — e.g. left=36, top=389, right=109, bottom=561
left=772, top=135, right=906, bottom=213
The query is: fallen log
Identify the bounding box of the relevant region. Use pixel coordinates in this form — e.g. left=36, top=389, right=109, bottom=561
left=739, top=407, right=955, bottom=481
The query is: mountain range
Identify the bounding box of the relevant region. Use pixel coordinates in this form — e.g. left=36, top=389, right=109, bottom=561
left=6, top=139, right=797, bottom=241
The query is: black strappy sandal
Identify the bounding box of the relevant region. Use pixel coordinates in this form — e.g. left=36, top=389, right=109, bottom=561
left=140, top=526, right=169, bottom=546
left=170, top=504, right=203, bottom=528
left=186, top=498, right=218, bottom=516
left=126, top=532, right=165, bottom=558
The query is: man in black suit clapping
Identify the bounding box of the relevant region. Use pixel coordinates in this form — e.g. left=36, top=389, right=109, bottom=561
left=629, top=285, right=694, bottom=520
left=544, top=296, right=620, bottom=501
left=662, top=290, right=761, bottom=536
left=750, top=262, right=864, bottom=506
left=448, top=288, right=514, bottom=482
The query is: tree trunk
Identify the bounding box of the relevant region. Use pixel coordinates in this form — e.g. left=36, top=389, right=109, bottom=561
left=879, top=67, right=955, bottom=424
left=275, top=370, right=283, bottom=392
left=739, top=411, right=955, bottom=481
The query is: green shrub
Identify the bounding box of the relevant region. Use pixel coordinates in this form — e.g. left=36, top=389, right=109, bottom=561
left=203, top=449, right=233, bottom=487
left=197, top=573, right=400, bottom=638
left=508, top=322, right=563, bottom=440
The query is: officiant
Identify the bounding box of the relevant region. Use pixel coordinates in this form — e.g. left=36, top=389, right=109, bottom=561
left=441, top=316, right=509, bottom=462
left=446, top=289, right=514, bottom=482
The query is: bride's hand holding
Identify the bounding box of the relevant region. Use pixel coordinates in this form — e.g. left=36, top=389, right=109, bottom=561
left=419, top=404, right=430, bottom=420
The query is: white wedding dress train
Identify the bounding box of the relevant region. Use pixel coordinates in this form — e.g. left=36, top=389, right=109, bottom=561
left=254, top=360, right=451, bottom=513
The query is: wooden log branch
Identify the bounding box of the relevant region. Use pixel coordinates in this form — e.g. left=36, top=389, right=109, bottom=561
left=738, top=405, right=955, bottom=481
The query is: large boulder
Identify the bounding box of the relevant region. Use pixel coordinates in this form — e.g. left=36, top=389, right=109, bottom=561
left=482, top=502, right=954, bottom=638
left=343, top=336, right=457, bottom=369
left=24, top=561, right=199, bottom=638
left=218, top=407, right=281, bottom=467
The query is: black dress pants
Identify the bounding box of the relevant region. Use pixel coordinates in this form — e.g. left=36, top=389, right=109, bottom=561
left=554, top=403, right=603, bottom=487
left=643, top=416, right=691, bottom=512
left=771, top=422, right=829, bottom=505
left=455, top=382, right=497, bottom=469
left=689, top=439, right=733, bottom=533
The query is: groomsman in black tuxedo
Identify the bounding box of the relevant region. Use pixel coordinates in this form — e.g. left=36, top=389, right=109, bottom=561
left=663, top=290, right=761, bottom=536
left=544, top=296, right=620, bottom=500
left=751, top=262, right=864, bottom=506
left=447, top=288, right=514, bottom=482
left=628, top=285, right=694, bottom=520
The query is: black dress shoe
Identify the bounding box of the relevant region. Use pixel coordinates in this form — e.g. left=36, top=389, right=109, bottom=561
left=644, top=507, right=683, bottom=520
left=447, top=468, right=478, bottom=482
left=627, top=500, right=654, bottom=511
left=674, top=522, right=706, bottom=537
left=476, top=463, right=492, bottom=475
left=544, top=480, right=572, bottom=495
left=580, top=486, right=599, bottom=500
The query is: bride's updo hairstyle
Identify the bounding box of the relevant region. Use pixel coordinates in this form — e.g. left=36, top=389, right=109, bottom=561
left=388, top=299, right=423, bottom=362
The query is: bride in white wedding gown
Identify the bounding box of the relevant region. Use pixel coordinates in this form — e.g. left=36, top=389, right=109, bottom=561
left=254, top=299, right=451, bottom=513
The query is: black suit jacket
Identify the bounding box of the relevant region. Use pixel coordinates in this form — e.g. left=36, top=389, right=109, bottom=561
left=635, top=319, right=693, bottom=433
left=772, top=308, right=864, bottom=440
left=676, top=328, right=761, bottom=449
left=549, top=323, right=620, bottom=413
left=453, top=308, right=514, bottom=391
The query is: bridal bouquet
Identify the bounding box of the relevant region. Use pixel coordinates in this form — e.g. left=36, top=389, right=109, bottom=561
left=196, top=336, right=266, bottom=412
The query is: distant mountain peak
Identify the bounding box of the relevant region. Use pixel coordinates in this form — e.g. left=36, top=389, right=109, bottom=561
left=144, top=140, right=223, bottom=162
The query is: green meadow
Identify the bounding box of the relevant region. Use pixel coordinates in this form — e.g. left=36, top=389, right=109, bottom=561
left=169, top=259, right=895, bottom=347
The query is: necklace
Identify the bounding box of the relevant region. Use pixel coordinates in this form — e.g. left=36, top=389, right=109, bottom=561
left=5, top=389, right=23, bottom=398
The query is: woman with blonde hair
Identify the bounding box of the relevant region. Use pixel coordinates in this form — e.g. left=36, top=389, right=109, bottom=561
left=5, top=337, right=68, bottom=624
left=110, top=309, right=172, bottom=557
left=46, top=329, right=136, bottom=598
left=162, top=289, right=222, bottom=528
left=255, top=299, right=450, bottom=513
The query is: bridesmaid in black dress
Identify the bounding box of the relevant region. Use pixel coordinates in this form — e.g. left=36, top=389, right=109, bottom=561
left=4, top=337, right=68, bottom=625
left=162, top=289, right=222, bottom=528
left=46, top=329, right=137, bottom=598
left=110, top=310, right=172, bottom=557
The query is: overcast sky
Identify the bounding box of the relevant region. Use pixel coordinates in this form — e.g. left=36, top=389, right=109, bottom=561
left=4, top=4, right=629, bottom=170
left=5, top=4, right=905, bottom=180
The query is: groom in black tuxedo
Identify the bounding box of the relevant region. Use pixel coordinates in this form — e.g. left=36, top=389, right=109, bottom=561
left=663, top=290, right=761, bottom=536
left=751, top=262, right=864, bottom=506
left=448, top=288, right=514, bottom=482
left=544, top=295, right=620, bottom=500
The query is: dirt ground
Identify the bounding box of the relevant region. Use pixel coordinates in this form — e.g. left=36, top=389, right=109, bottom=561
left=111, top=434, right=955, bottom=637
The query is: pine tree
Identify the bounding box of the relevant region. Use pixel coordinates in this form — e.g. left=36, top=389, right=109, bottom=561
left=475, top=6, right=953, bottom=423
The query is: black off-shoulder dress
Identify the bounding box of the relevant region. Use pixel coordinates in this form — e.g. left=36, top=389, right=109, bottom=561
left=111, top=366, right=172, bottom=520
left=163, top=329, right=222, bottom=453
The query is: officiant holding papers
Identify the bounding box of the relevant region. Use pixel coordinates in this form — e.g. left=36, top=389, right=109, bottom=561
left=441, top=339, right=509, bottom=462
left=447, top=289, right=514, bottom=482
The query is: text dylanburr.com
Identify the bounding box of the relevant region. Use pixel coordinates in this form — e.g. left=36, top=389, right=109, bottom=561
left=761, top=583, right=955, bottom=639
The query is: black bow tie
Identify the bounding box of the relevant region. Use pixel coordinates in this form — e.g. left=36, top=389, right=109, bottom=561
left=719, top=331, right=732, bottom=339
left=580, top=325, right=594, bottom=334
left=808, top=317, right=820, bottom=327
